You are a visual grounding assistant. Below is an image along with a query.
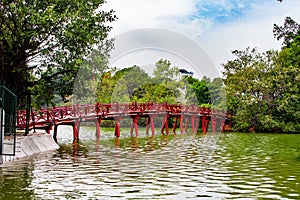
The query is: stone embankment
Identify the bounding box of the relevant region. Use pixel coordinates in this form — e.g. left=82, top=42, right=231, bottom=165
left=1, top=133, right=59, bottom=164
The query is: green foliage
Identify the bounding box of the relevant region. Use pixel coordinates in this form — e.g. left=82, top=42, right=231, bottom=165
left=273, top=17, right=300, bottom=48
left=182, top=75, right=224, bottom=108
left=223, top=20, right=300, bottom=133
left=0, top=0, right=116, bottom=108
left=96, top=60, right=206, bottom=104
left=72, top=48, right=111, bottom=104
left=132, top=83, right=179, bottom=103
left=96, top=71, right=116, bottom=103
left=184, top=76, right=210, bottom=105
left=153, top=59, right=179, bottom=85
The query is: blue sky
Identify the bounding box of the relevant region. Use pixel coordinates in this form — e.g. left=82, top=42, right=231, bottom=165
left=104, top=0, right=300, bottom=77
left=193, top=1, right=254, bottom=23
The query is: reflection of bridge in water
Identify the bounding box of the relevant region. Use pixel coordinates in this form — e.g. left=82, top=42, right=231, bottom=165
left=17, top=102, right=231, bottom=141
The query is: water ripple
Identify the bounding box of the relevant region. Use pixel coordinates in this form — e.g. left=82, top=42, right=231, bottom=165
left=1, top=132, right=300, bottom=199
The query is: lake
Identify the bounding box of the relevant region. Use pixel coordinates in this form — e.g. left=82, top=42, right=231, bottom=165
left=1, top=127, right=300, bottom=199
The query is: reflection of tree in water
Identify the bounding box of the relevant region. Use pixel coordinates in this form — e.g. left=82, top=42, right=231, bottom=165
left=295, top=147, right=300, bottom=162
left=0, top=162, right=35, bottom=199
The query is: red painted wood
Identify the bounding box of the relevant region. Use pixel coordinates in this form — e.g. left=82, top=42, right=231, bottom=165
left=95, top=118, right=101, bottom=138
left=179, top=116, right=183, bottom=134
left=16, top=103, right=230, bottom=139
left=114, top=116, right=122, bottom=137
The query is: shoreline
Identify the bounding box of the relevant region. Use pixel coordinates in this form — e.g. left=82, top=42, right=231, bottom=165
left=1, top=132, right=59, bottom=164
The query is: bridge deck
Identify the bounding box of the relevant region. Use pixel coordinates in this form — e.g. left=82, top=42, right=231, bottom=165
left=17, top=102, right=231, bottom=141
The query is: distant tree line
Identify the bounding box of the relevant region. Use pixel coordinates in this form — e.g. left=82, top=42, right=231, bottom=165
left=72, top=58, right=223, bottom=108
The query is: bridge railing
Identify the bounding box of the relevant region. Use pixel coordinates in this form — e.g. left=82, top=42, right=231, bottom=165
left=16, top=103, right=228, bottom=130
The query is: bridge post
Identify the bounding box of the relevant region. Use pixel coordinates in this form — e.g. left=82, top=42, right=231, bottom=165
left=73, top=120, right=81, bottom=140
left=130, top=115, right=139, bottom=137
left=161, top=114, right=169, bottom=135
left=145, top=117, right=150, bottom=135
left=191, top=115, right=195, bottom=133
left=95, top=118, right=102, bottom=138
left=201, top=116, right=209, bottom=133
left=146, top=115, right=156, bottom=136
left=179, top=115, right=184, bottom=134
left=114, top=116, right=122, bottom=138
left=195, top=117, right=200, bottom=133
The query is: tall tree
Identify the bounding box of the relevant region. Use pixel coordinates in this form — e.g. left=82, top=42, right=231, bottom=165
left=273, top=17, right=300, bottom=48
left=223, top=42, right=299, bottom=132
left=0, top=0, right=117, bottom=108
left=112, top=66, right=151, bottom=103
left=153, top=59, right=179, bottom=85
left=72, top=47, right=112, bottom=104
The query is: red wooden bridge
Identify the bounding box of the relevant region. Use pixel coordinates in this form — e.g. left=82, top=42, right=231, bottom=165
left=17, top=102, right=231, bottom=141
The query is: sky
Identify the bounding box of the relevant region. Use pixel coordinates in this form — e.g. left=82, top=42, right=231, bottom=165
left=103, top=0, right=300, bottom=78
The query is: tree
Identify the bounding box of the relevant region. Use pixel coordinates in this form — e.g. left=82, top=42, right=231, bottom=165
left=112, top=66, right=151, bottom=103
left=207, top=77, right=225, bottom=108
left=132, top=83, right=179, bottom=103
left=153, top=59, right=179, bottom=85
left=223, top=48, right=278, bottom=131
left=72, top=47, right=112, bottom=104
left=0, top=0, right=117, bottom=108
left=272, top=35, right=300, bottom=132
left=273, top=17, right=300, bottom=48
left=223, top=41, right=300, bottom=133
left=184, top=76, right=210, bottom=105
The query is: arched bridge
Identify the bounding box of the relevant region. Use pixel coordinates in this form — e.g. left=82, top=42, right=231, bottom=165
left=17, top=102, right=231, bottom=141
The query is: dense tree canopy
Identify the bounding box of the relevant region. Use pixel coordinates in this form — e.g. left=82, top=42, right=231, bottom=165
left=153, top=59, right=179, bottom=85
left=0, top=0, right=116, bottom=108
left=96, top=61, right=180, bottom=104
left=223, top=17, right=300, bottom=133
left=94, top=60, right=221, bottom=105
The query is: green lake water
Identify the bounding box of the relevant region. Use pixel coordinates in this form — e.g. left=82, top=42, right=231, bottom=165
left=1, top=127, right=300, bottom=199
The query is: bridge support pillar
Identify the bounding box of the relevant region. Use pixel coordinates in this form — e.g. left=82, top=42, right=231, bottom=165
left=73, top=120, right=81, bottom=140
left=95, top=118, right=102, bottom=138
left=179, top=115, right=184, bottom=134
left=130, top=115, right=139, bottom=137
left=193, top=116, right=200, bottom=134
left=114, top=116, right=122, bottom=138
left=146, top=117, right=150, bottom=136
left=146, top=115, right=156, bottom=136
left=161, top=114, right=169, bottom=135
left=191, top=116, right=195, bottom=133
left=201, top=116, right=209, bottom=134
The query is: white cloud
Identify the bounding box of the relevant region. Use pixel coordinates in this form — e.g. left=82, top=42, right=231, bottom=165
left=198, top=0, right=300, bottom=70
left=104, top=0, right=198, bottom=35
left=103, top=0, right=300, bottom=77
